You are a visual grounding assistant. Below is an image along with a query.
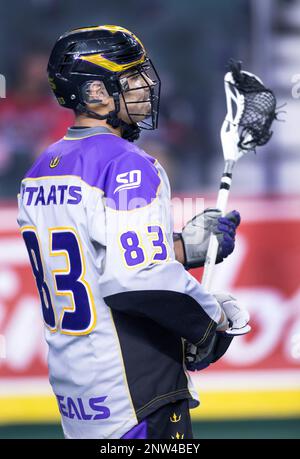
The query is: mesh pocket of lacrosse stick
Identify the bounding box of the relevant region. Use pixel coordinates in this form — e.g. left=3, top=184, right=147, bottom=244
left=225, top=60, right=277, bottom=151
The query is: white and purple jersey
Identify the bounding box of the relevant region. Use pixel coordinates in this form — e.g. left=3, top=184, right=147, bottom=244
left=17, top=126, right=221, bottom=439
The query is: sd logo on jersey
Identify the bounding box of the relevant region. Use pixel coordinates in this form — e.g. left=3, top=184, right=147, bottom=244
left=113, top=169, right=141, bottom=194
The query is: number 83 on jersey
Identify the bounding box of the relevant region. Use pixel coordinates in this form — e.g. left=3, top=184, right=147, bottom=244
left=21, top=226, right=96, bottom=336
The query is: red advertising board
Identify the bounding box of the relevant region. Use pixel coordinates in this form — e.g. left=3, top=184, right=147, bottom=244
left=0, top=197, right=300, bottom=421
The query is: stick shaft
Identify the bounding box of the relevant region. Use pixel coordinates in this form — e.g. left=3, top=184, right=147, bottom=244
left=201, top=161, right=235, bottom=291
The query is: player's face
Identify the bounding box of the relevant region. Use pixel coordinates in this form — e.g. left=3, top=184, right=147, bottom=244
left=119, top=69, right=154, bottom=124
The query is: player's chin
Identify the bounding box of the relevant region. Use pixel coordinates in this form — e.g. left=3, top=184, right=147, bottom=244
left=129, top=104, right=152, bottom=122
left=130, top=114, right=148, bottom=123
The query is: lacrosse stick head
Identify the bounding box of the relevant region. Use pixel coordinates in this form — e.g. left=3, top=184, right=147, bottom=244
left=221, top=59, right=277, bottom=162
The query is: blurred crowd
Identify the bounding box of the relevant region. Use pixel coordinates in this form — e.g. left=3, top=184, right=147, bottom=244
left=0, top=52, right=74, bottom=196
left=0, top=0, right=253, bottom=198
left=1, top=0, right=296, bottom=198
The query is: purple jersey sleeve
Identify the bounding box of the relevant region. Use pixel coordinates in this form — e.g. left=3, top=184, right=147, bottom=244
left=103, top=151, right=161, bottom=211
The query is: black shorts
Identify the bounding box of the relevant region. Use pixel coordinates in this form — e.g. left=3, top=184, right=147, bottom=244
left=121, top=399, right=193, bottom=440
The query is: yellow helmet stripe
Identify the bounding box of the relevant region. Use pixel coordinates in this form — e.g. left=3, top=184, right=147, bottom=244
left=99, top=25, right=145, bottom=51
left=79, top=53, right=145, bottom=72
left=70, top=25, right=145, bottom=52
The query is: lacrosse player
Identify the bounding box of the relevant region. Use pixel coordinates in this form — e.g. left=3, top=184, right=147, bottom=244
left=17, top=25, right=250, bottom=439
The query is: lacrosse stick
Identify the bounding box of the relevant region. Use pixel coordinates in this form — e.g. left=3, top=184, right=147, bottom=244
left=202, top=60, right=277, bottom=291
left=185, top=61, right=277, bottom=366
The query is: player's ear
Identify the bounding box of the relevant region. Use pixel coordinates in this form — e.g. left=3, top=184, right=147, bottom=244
left=82, top=80, right=111, bottom=107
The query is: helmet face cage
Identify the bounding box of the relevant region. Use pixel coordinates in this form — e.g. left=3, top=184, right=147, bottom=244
left=118, top=59, right=161, bottom=130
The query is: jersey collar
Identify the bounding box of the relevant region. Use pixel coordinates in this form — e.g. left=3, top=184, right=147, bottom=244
left=65, top=126, right=115, bottom=139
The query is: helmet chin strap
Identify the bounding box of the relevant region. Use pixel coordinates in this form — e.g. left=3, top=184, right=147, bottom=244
left=76, top=93, right=141, bottom=142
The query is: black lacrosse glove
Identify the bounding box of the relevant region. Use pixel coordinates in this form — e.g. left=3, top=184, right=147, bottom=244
left=185, top=332, right=234, bottom=372
left=180, top=208, right=241, bottom=269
